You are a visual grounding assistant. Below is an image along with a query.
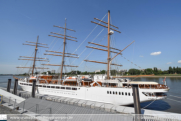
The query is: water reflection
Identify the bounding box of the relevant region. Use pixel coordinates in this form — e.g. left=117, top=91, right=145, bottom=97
left=127, top=100, right=171, bottom=111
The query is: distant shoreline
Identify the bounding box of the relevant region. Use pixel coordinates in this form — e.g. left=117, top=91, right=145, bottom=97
left=115, top=75, right=181, bottom=78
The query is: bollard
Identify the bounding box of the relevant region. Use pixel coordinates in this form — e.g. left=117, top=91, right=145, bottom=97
left=8, top=97, right=11, bottom=106
left=14, top=99, right=16, bottom=109
left=13, top=79, right=18, bottom=95
left=132, top=84, right=141, bottom=121
left=32, top=80, right=36, bottom=98
left=7, top=79, right=11, bottom=92
left=22, top=101, right=25, bottom=113
left=36, top=104, right=39, bottom=114
left=50, top=108, right=52, bottom=114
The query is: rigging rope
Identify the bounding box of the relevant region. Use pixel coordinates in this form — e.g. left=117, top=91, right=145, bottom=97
left=69, top=32, right=107, bottom=75
left=72, top=13, right=108, bottom=54
left=130, top=41, right=135, bottom=69
left=18, top=51, right=35, bottom=74
left=78, top=30, right=106, bottom=67
left=71, top=28, right=105, bottom=66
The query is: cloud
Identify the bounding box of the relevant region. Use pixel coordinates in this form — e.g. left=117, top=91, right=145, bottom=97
left=150, top=51, right=161, bottom=56
left=178, top=60, right=181, bottom=64
left=166, top=62, right=172, bottom=64
left=139, top=55, right=144, bottom=57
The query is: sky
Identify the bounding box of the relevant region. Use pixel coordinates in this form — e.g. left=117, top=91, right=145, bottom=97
left=0, top=0, right=181, bottom=74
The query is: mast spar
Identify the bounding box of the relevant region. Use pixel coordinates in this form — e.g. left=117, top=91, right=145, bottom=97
left=85, top=10, right=121, bottom=79
left=43, top=18, right=78, bottom=84
left=17, top=36, right=49, bottom=74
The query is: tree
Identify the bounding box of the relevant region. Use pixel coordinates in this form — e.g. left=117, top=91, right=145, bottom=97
left=42, top=72, right=46, bottom=74
left=153, top=67, right=158, bottom=75
left=144, top=68, right=153, bottom=75
left=82, top=71, right=88, bottom=75
left=111, top=70, right=117, bottom=75
left=128, top=68, right=140, bottom=75
left=100, top=70, right=106, bottom=74
left=168, top=66, right=173, bottom=74
left=47, top=71, right=51, bottom=75
left=173, top=67, right=176, bottom=74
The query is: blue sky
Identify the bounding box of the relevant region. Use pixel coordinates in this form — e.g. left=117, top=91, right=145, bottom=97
left=0, top=0, right=181, bottom=74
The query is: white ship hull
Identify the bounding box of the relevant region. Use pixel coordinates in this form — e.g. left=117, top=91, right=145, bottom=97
left=18, top=81, right=167, bottom=106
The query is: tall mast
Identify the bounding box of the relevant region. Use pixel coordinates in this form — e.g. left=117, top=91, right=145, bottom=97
left=17, top=37, right=49, bottom=72
left=32, top=35, right=39, bottom=75
left=85, top=10, right=122, bottom=79
left=43, top=19, right=78, bottom=84
left=85, top=11, right=135, bottom=79
left=107, top=10, right=111, bottom=79
left=60, top=19, right=67, bottom=81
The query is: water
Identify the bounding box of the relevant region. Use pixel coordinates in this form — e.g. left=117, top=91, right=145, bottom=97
left=0, top=75, right=26, bottom=90
left=0, top=76, right=181, bottom=114
left=128, top=77, right=181, bottom=114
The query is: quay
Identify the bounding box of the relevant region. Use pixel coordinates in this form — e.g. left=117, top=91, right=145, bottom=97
left=1, top=87, right=181, bottom=121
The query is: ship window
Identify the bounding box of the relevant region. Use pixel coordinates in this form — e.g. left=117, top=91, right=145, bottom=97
left=39, top=85, right=42, bottom=87
left=29, top=84, right=32, bottom=86
left=113, top=91, right=115, bottom=94
left=61, top=87, right=65, bottom=89
left=66, top=87, right=71, bottom=90
left=56, top=86, right=60, bottom=89
left=110, top=91, right=112, bottom=94
left=43, top=85, right=46, bottom=88
left=107, top=91, right=109, bottom=94
left=47, top=86, right=50, bottom=88
left=122, top=92, right=124, bottom=95
left=51, top=86, right=55, bottom=88
left=128, top=92, right=130, bottom=96
left=116, top=92, right=117, bottom=95
left=125, top=92, right=127, bottom=96
left=72, top=88, right=77, bottom=90
left=119, top=92, right=121, bottom=95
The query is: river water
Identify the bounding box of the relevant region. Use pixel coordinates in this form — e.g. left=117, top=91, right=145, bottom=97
left=0, top=76, right=181, bottom=114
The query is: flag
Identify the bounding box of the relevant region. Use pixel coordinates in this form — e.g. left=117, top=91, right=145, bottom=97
left=163, top=77, right=166, bottom=85
left=163, top=77, right=166, bottom=82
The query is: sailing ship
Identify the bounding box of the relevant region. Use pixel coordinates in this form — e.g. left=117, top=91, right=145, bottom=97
left=17, top=11, right=169, bottom=106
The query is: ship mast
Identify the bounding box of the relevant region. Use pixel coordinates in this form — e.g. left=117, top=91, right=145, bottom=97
left=85, top=10, right=135, bottom=79
left=43, top=19, right=78, bottom=84
left=17, top=36, right=49, bottom=74
left=60, top=19, right=67, bottom=80
left=32, top=36, right=39, bottom=75
left=107, top=10, right=111, bottom=79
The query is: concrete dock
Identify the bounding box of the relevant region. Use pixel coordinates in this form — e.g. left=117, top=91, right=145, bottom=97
left=1, top=87, right=181, bottom=121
